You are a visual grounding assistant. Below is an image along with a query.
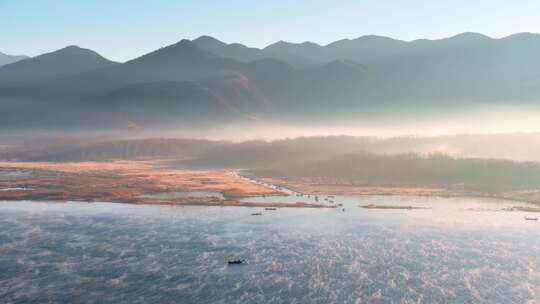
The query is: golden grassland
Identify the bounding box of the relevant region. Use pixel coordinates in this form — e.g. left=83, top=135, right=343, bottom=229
left=0, top=161, right=333, bottom=208
left=2, top=160, right=540, bottom=208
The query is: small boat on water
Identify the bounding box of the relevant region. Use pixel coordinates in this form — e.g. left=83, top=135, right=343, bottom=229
left=228, top=259, right=246, bottom=265
left=525, top=217, right=539, bottom=221
left=251, top=212, right=262, bottom=216
left=264, top=208, right=277, bottom=210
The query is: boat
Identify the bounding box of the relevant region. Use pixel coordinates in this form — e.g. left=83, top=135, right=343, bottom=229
left=525, top=217, right=539, bottom=221
left=251, top=212, right=262, bottom=216
left=228, top=259, right=246, bottom=265
left=264, top=208, right=277, bottom=210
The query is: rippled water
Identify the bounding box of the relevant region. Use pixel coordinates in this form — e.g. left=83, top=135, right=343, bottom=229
left=0, top=197, right=539, bottom=304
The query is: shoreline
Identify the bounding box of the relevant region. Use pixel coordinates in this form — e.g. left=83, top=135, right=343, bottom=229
left=1, top=161, right=539, bottom=209
left=0, top=197, right=336, bottom=209
left=250, top=176, right=540, bottom=207
left=1, top=193, right=540, bottom=212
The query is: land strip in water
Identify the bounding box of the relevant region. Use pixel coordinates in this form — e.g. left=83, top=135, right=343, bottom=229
left=1, top=160, right=540, bottom=208
left=251, top=176, right=540, bottom=207
left=0, top=161, right=333, bottom=208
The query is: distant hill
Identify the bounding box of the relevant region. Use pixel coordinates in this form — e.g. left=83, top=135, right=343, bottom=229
left=0, top=51, right=28, bottom=67
left=192, top=36, right=268, bottom=63
left=193, top=33, right=540, bottom=106
left=0, top=41, right=273, bottom=130
left=0, top=46, right=118, bottom=85
left=1, top=32, right=540, bottom=131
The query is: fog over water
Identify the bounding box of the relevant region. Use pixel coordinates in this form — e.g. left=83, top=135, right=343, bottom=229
left=1, top=198, right=539, bottom=303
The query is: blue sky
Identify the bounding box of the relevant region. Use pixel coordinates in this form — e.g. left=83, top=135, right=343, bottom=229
left=2, top=0, right=539, bottom=62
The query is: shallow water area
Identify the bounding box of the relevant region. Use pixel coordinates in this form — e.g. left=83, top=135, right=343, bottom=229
left=0, top=169, right=32, bottom=179
left=0, top=187, right=31, bottom=192
left=0, top=196, right=539, bottom=303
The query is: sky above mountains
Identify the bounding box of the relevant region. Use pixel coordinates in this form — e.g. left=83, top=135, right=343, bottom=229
left=2, top=0, right=540, bottom=62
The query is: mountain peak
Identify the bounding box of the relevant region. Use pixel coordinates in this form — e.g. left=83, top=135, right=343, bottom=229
left=195, top=35, right=217, bottom=41
left=63, top=45, right=83, bottom=50
left=194, top=35, right=226, bottom=45
left=155, top=39, right=215, bottom=59
left=0, top=51, right=29, bottom=67
left=357, top=35, right=402, bottom=41
left=502, top=32, right=540, bottom=40
left=0, top=45, right=117, bottom=84
left=141, top=39, right=211, bottom=58
left=192, top=36, right=269, bottom=63
left=53, top=45, right=107, bottom=59
left=268, top=40, right=290, bottom=47
left=328, top=35, right=406, bottom=47
left=174, top=39, right=196, bottom=46
left=265, top=40, right=322, bottom=51
left=3, top=45, right=115, bottom=65
left=449, top=32, right=492, bottom=41
left=300, top=41, right=321, bottom=47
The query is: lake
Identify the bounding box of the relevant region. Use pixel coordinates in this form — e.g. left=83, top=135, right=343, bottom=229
left=0, top=196, right=539, bottom=303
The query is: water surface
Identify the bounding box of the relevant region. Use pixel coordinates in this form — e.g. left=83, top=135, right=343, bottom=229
left=0, top=197, right=539, bottom=303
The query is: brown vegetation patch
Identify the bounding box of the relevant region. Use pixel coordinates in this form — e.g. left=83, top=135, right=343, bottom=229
left=0, top=161, right=281, bottom=205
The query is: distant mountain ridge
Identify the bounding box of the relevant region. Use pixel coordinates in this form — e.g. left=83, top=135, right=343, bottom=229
left=1, top=32, right=540, bottom=131
left=0, top=51, right=28, bottom=67
left=0, top=46, right=118, bottom=85
left=195, top=32, right=535, bottom=67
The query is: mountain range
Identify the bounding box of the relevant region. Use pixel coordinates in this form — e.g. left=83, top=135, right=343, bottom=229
left=1, top=32, right=540, bottom=131
left=0, top=51, right=28, bottom=68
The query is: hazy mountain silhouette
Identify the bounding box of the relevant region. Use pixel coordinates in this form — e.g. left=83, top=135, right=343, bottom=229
left=2, top=32, right=540, bottom=130
left=263, top=41, right=324, bottom=67
left=257, top=32, right=540, bottom=105
left=0, top=51, right=28, bottom=67
left=0, top=46, right=118, bottom=85
left=40, top=39, right=245, bottom=94
left=192, top=36, right=268, bottom=63
left=0, top=41, right=273, bottom=130
left=98, top=73, right=269, bottom=127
